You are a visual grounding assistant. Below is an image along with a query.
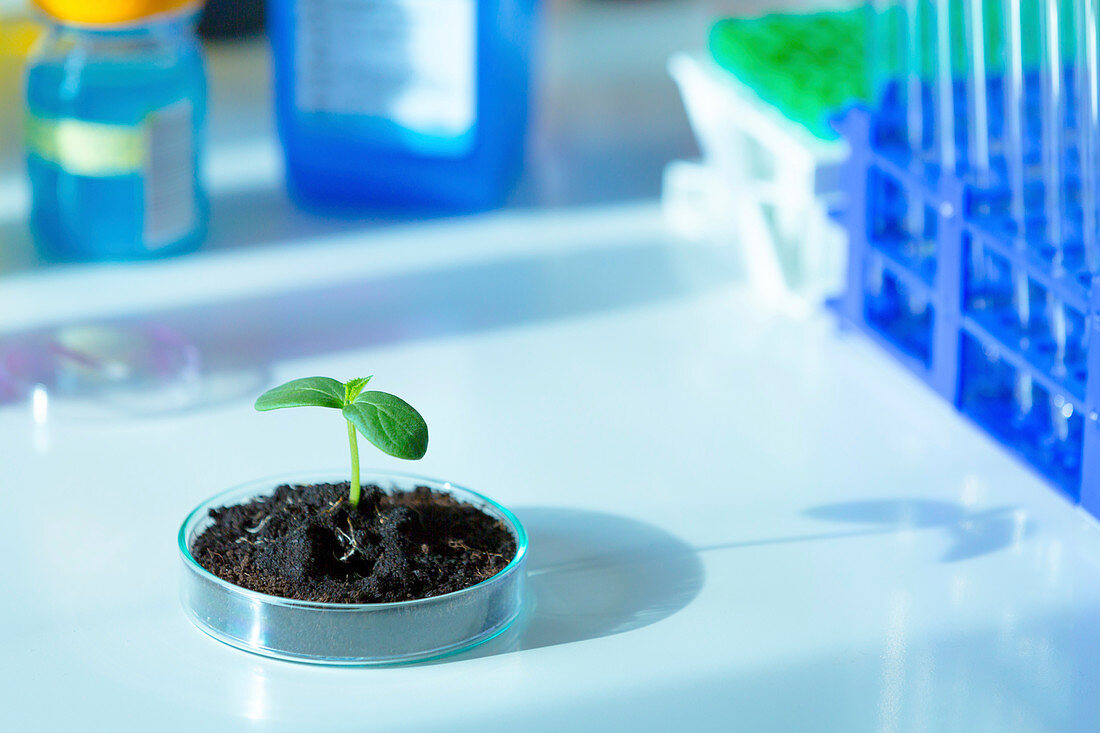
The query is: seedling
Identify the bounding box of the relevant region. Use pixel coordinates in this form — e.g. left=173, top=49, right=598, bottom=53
left=255, top=376, right=428, bottom=509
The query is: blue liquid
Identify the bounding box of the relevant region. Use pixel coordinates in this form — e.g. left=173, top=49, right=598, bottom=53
left=25, top=24, right=207, bottom=261
left=269, top=0, right=536, bottom=212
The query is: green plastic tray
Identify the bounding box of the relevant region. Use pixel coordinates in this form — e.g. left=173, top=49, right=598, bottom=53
left=708, top=10, right=869, bottom=141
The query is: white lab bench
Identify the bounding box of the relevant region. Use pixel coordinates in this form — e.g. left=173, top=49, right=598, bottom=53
left=6, top=197, right=1100, bottom=731
left=4, top=1, right=1100, bottom=731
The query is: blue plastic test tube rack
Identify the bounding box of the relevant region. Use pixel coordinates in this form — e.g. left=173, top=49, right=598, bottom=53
left=836, top=103, right=1099, bottom=506
left=836, top=0, right=1100, bottom=517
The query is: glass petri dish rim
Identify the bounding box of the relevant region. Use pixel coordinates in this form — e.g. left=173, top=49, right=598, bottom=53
left=178, top=468, right=529, bottom=611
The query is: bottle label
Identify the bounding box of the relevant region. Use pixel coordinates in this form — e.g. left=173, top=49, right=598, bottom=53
left=294, top=0, right=477, bottom=157
left=26, top=101, right=197, bottom=249
left=143, top=101, right=197, bottom=247
left=25, top=115, right=146, bottom=177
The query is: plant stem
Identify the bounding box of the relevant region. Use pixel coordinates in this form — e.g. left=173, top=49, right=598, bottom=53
left=347, top=419, right=360, bottom=510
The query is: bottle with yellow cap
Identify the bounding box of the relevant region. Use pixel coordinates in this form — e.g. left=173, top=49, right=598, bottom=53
left=25, top=0, right=207, bottom=260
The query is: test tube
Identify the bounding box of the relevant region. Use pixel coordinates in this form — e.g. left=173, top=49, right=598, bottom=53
left=903, top=0, right=931, bottom=316
left=1004, top=0, right=1028, bottom=233
left=1005, top=0, right=1034, bottom=419
left=1039, top=0, right=1070, bottom=442
left=868, top=1, right=897, bottom=122
left=1077, top=0, right=1100, bottom=274
left=965, top=0, right=991, bottom=184
left=934, top=0, right=957, bottom=173
left=905, top=0, right=925, bottom=159
left=965, top=0, right=990, bottom=288
left=1039, top=0, right=1065, bottom=264
left=1068, top=0, right=1100, bottom=448
left=865, top=1, right=891, bottom=305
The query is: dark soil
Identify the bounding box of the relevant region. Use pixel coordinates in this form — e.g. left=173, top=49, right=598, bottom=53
left=191, top=482, right=517, bottom=603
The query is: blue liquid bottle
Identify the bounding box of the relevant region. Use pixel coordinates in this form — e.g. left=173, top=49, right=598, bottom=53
left=269, top=0, right=536, bottom=212
left=25, top=1, right=207, bottom=261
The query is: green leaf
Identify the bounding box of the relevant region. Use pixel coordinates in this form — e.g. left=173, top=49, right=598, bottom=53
left=344, top=376, right=372, bottom=403
left=254, top=377, right=345, bottom=411
left=342, top=391, right=428, bottom=460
